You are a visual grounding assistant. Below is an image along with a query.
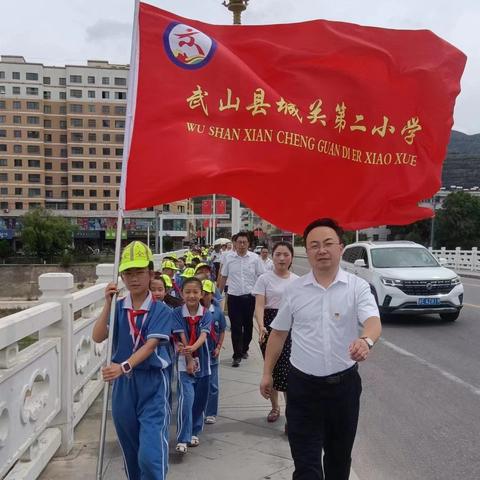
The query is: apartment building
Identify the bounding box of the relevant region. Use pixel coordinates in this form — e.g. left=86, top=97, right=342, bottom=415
left=0, top=55, right=193, bottom=249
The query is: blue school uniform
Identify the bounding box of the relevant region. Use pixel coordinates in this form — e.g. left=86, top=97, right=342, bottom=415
left=205, top=302, right=227, bottom=418
left=110, top=292, right=172, bottom=480
left=172, top=304, right=212, bottom=443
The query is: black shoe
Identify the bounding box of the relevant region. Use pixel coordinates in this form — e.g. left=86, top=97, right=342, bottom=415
left=232, top=358, right=241, bottom=367
left=242, top=352, right=249, bottom=360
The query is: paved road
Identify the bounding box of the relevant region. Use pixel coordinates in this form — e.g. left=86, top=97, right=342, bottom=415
left=292, top=257, right=480, bottom=480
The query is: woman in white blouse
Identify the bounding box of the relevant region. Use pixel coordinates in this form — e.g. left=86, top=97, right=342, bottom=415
left=253, top=241, right=298, bottom=430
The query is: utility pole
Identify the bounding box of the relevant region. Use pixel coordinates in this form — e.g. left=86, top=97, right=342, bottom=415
left=223, top=1, right=251, bottom=234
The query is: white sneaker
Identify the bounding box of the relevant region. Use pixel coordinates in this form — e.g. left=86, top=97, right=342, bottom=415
left=175, top=443, right=187, bottom=454
left=189, top=435, right=200, bottom=447
left=205, top=416, right=217, bottom=424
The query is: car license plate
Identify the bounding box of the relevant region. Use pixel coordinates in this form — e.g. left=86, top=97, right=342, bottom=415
left=417, top=298, right=440, bottom=305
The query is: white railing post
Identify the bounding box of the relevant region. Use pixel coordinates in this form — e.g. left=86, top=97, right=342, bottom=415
left=38, top=273, right=75, bottom=456
left=454, top=247, right=461, bottom=271
left=471, top=247, right=478, bottom=272
left=96, top=263, right=115, bottom=285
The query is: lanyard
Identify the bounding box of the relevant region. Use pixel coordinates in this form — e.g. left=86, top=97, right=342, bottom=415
left=127, top=309, right=148, bottom=352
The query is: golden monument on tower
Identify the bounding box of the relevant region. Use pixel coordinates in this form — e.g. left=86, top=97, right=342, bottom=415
left=222, top=0, right=250, bottom=25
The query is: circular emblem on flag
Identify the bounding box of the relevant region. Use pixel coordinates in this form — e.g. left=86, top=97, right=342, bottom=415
left=163, top=22, right=217, bottom=70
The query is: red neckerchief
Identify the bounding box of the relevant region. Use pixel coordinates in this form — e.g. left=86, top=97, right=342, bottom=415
left=127, top=309, right=148, bottom=350
left=186, top=307, right=206, bottom=355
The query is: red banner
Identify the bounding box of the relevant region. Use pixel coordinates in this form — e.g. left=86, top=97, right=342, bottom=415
left=201, top=199, right=212, bottom=215
left=122, top=2, right=466, bottom=232
left=215, top=200, right=226, bottom=215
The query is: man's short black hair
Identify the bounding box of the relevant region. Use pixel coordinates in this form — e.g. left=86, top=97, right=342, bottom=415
left=236, top=231, right=249, bottom=241
left=303, top=218, right=344, bottom=244
left=231, top=233, right=238, bottom=242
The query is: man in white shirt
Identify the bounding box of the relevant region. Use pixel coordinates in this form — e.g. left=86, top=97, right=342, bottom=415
left=260, top=218, right=381, bottom=480
left=259, top=246, right=274, bottom=271
left=218, top=232, right=265, bottom=367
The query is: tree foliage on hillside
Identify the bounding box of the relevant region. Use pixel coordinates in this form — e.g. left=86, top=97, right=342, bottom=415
left=20, top=208, right=77, bottom=260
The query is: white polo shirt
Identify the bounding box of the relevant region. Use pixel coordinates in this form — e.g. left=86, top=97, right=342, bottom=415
left=221, top=250, right=265, bottom=296
left=271, top=268, right=379, bottom=376
left=261, top=257, right=274, bottom=271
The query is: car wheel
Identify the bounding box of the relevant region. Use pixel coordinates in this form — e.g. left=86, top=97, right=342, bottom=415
left=440, top=312, right=460, bottom=322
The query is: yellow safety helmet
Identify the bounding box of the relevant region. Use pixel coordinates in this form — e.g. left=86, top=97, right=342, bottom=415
left=161, top=260, right=178, bottom=271
left=202, top=279, right=216, bottom=294
left=119, top=241, right=153, bottom=273
left=181, top=267, right=195, bottom=278
left=194, top=263, right=212, bottom=274
left=161, top=274, right=173, bottom=288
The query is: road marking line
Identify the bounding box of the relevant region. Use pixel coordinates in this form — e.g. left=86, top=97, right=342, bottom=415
left=463, top=303, right=480, bottom=309
left=381, top=339, right=480, bottom=397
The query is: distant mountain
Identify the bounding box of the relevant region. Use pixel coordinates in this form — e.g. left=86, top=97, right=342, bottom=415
left=441, top=130, right=480, bottom=189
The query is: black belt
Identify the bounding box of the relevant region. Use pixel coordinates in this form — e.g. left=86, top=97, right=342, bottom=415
left=290, top=363, right=358, bottom=385
left=230, top=293, right=253, bottom=298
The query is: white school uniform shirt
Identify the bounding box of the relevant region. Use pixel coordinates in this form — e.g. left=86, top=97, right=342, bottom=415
left=271, top=268, right=379, bottom=377
left=221, top=250, right=265, bottom=296
left=252, top=271, right=299, bottom=309
left=261, top=257, right=274, bottom=271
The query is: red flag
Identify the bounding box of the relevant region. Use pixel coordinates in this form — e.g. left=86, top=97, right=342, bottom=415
left=121, top=2, right=466, bottom=232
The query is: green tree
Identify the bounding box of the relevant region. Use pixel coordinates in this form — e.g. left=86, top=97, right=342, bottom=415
left=20, top=208, right=76, bottom=261
left=388, top=218, right=432, bottom=246
left=0, top=239, right=13, bottom=261
left=435, top=192, right=480, bottom=249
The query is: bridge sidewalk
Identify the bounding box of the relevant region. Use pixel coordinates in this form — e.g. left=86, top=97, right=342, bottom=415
left=39, top=331, right=359, bottom=480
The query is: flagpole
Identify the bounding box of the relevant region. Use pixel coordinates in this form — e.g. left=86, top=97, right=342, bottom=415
left=96, top=0, right=140, bottom=478
left=212, top=193, right=217, bottom=244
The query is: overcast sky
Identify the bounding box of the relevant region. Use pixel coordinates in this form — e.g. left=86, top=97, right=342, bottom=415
left=2, top=0, right=478, bottom=134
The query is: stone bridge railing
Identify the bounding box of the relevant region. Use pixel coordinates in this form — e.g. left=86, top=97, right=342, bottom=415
left=0, top=250, right=185, bottom=480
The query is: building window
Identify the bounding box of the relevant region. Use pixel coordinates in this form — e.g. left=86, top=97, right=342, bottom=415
left=103, top=176, right=111, bottom=183
left=114, top=106, right=126, bottom=115
left=103, top=190, right=111, bottom=197
left=61, top=177, right=68, bottom=185
left=72, top=189, right=84, bottom=197
left=0, top=187, right=8, bottom=195
left=72, top=161, right=84, bottom=168
left=89, top=161, right=97, bottom=169
left=61, top=190, right=68, bottom=198
left=88, top=76, right=95, bottom=84
left=0, top=130, right=5, bottom=138
left=14, top=173, right=22, bottom=181
left=43, top=91, right=51, bottom=100
left=59, top=105, right=67, bottom=114
left=28, top=159, right=41, bottom=167
left=14, top=159, right=22, bottom=167
left=13, top=145, right=22, bottom=153
left=0, top=173, right=7, bottom=181
left=45, top=162, right=52, bottom=170
left=70, top=75, right=82, bottom=83
left=15, top=202, right=23, bottom=209
left=88, top=119, right=96, bottom=128
left=103, top=148, right=111, bottom=156
left=71, top=132, right=83, bottom=142
left=26, top=87, right=39, bottom=95
left=44, top=104, right=51, bottom=113
left=26, top=72, right=39, bottom=81
left=60, top=134, right=67, bottom=143
left=88, top=133, right=96, bottom=142
left=89, top=147, right=96, bottom=155
left=60, top=163, right=68, bottom=171
left=28, top=174, right=41, bottom=183
left=13, top=115, right=21, bottom=124
left=90, top=203, right=97, bottom=210
left=45, top=190, right=53, bottom=198
left=0, top=71, right=4, bottom=79
left=44, top=148, right=52, bottom=157
left=59, top=77, right=66, bottom=85
left=70, top=104, right=83, bottom=113
left=115, top=148, right=123, bottom=156
left=44, top=133, right=52, bottom=142
left=28, top=188, right=41, bottom=197
left=43, top=76, right=51, bottom=84
left=102, top=119, right=110, bottom=128
left=116, top=162, right=122, bottom=170
left=0, top=101, right=4, bottom=110
left=72, top=175, right=84, bottom=182
left=88, top=90, right=95, bottom=99
left=14, top=130, right=21, bottom=138
left=70, top=89, right=82, bottom=98
left=102, top=77, right=110, bottom=85
left=72, top=203, right=84, bottom=210
left=0, top=158, right=6, bottom=166
left=89, top=175, right=97, bottom=182
left=89, top=189, right=97, bottom=197
left=15, top=188, right=22, bottom=195
left=102, top=105, right=110, bottom=114
left=27, top=116, right=40, bottom=124
left=88, top=104, right=95, bottom=113
left=27, top=145, right=41, bottom=154
left=104, top=203, right=111, bottom=210
left=45, top=176, right=53, bottom=185
left=0, top=116, right=5, bottom=124
left=44, top=119, right=52, bottom=128
left=12, top=87, right=21, bottom=95
left=116, top=176, right=121, bottom=183
left=0, top=144, right=6, bottom=152
left=59, top=92, right=66, bottom=100
left=114, top=77, right=127, bottom=86
left=115, top=91, right=127, bottom=100
left=102, top=91, right=110, bottom=99
left=60, top=121, right=67, bottom=129
left=12, top=72, right=20, bottom=80
left=103, top=133, right=111, bottom=141
left=27, top=101, right=39, bottom=110
left=103, top=162, right=110, bottom=169
left=115, top=120, right=125, bottom=128
left=70, top=118, right=83, bottom=127
left=71, top=147, right=84, bottom=155
left=27, top=130, right=40, bottom=139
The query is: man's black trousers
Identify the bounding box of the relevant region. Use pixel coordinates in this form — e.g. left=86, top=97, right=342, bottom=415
left=286, top=365, right=362, bottom=480
left=227, top=294, right=255, bottom=360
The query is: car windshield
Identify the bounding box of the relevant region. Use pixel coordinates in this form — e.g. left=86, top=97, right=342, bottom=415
left=370, top=247, right=439, bottom=268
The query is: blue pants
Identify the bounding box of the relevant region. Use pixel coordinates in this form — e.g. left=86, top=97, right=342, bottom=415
left=176, top=372, right=210, bottom=443
left=112, top=369, right=170, bottom=480
left=205, top=362, right=219, bottom=417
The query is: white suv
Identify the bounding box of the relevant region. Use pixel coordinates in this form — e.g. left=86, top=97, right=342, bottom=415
left=341, top=241, right=464, bottom=321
